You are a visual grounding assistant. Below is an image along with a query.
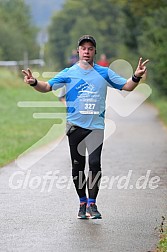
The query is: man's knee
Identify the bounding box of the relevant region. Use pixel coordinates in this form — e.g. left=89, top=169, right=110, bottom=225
left=72, top=161, right=85, bottom=177
left=89, top=159, right=101, bottom=173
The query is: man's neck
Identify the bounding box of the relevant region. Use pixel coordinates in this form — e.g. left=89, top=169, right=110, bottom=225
left=78, top=60, right=94, bottom=70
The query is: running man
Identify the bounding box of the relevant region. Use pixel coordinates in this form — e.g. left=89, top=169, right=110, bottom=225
left=22, top=35, right=149, bottom=219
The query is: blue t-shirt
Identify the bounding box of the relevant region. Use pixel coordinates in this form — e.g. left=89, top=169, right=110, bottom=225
left=48, top=63, right=127, bottom=129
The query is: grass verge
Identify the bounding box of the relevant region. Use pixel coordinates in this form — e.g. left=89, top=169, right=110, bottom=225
left=153, top=98, right=167, bottom=127
left=0, top=68, right=65, bottom=167
left=154, top=217, right=167, bottom=252
left=149, top=86, right=167, bottom=127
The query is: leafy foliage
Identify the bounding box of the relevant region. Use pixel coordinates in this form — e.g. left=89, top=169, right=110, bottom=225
left=0, top=0, right=39, bottom=61
left=0, top=0, right=166, bottom=95
left=47, top=0, right=123, bottom=68
left=47, top=0, right=167, bottom=95
left=138, top=7, right=167, bottom=95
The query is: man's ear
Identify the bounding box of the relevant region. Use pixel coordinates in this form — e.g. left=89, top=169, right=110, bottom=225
left=77, top=48, right=79, bottom=53
left=95, top=50, right=97, bottom=54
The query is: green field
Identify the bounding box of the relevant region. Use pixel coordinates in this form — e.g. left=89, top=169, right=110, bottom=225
left=0, top=69, right=66, bottom=167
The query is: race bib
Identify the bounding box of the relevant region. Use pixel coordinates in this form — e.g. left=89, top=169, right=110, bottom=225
left=79, top=98, right=100, bottom=115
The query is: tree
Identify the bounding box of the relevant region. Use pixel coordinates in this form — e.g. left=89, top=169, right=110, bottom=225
left=138, top=7, right=167, bottom=95
left=47, top=0, right=123, bottom=69
left=112, top=0, right=167, bottom=94
left=47, top=0, right=167, bottom=97
left=0, top=0, right=39, bottom=61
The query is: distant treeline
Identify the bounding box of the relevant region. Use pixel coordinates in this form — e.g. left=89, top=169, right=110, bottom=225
left=0, top=0, right=167, bottom=95
left=46, top=0, right=167, bottom=96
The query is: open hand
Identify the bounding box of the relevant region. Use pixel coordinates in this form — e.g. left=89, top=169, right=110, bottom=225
left=135, top=57, right=149, bottom=77
left=22, top=68, right=36, bottom=85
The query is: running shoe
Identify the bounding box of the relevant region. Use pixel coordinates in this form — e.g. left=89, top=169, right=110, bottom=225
left=86, top=203, right=102, bottom=219
left=77, top=202, right=87, bottom=219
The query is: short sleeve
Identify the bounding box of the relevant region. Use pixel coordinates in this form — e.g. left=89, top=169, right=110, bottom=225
left=107, top=68, right=127, bottom=90
left=48, top=68, right=71, bottom=90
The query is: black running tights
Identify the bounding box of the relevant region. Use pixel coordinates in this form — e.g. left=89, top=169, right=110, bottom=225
left=68, top=127, right=104, bottom=200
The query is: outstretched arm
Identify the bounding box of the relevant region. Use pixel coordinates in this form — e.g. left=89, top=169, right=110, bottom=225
left=122, top=57, right=149, bottom=91
left=22, top=68, right=51, bottom=93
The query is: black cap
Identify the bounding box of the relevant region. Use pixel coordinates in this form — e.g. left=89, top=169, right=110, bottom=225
left=78, top=35, right=96, bottom=48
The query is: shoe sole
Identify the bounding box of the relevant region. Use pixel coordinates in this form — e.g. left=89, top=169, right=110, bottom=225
left=86, top=213, right=102, bottom=219
left=77, top=215, right=88, bottom=219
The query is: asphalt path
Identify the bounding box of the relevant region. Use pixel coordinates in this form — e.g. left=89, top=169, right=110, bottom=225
left=0, top=101, right=167, bottom=252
